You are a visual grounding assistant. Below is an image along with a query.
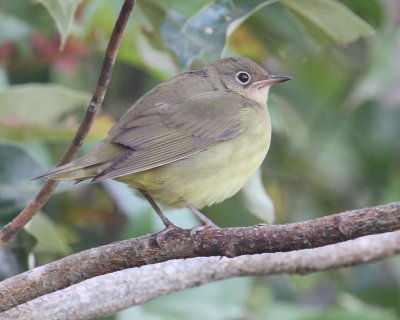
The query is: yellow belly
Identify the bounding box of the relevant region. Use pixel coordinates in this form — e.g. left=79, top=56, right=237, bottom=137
left=117, top=108, right=271, bottom=208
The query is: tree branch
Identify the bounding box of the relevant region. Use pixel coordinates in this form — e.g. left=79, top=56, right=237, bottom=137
left=2, top=230, right=400, bottom=320
left=0, top=0, right=136, bottom=248
left=0, top=202, right=399, bottom=312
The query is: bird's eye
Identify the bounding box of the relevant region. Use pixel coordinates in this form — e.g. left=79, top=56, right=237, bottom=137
left=235, top=71, right=250, bottom=85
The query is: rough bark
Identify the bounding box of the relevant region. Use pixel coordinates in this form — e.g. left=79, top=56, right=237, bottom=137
left=1, top=230, right=400, bottom=320
left=0, top=202, right=399, bottom=312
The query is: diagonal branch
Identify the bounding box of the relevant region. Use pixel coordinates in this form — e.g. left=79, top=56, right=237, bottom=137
left=2, top=230, right=400, bottom=320
left=0, top=0, right=136, bottom=248
left=0, top=202, right=399, bottom=312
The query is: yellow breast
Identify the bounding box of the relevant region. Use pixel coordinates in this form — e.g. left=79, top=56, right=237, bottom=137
left=119, top=107, right=271, bottom=208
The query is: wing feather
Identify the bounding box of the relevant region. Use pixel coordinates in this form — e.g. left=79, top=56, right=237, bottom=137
left=94, top=91, right=253, bottom=181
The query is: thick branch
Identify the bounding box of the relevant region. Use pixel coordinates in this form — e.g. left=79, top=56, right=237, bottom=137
left=0, top=202, right=399, bottom=312
left=2, top=230, right=400, bottom=320
left=0, top=0, right=136, bottom=248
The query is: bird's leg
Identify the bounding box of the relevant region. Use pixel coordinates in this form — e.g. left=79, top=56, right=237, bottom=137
left=187, top=204, right=219, bottom=229
left=139, top=190, right=176, bottom=229
left=139, top=190, right=181, bottom=247
left=187, top=204, right=219, bottom=240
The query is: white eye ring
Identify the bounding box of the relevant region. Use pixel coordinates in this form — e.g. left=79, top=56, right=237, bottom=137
left=235, top=71, right=251, bottom=85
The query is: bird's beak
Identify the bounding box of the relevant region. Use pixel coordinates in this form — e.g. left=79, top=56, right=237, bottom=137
left=254, top=75, right=292, bottom=88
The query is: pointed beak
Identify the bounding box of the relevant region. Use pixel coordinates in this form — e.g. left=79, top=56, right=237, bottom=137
left=254, top=75, right=292, bottom=88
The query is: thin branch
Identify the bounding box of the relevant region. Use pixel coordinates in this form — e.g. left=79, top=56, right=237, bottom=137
left=2, top=230, right=400, bottom=320
left=0, top=202, right=399, bottom=312
left=0, top=0, right=136, bottom=248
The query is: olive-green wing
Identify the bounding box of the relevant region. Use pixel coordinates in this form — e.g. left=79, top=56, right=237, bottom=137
left=93, top=91, right=253, bottom=181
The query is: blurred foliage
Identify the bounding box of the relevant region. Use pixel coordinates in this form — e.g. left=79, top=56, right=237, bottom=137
left=0, top=0, right=399, bottom=319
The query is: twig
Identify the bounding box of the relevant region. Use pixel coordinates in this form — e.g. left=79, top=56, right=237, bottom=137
left=2, top=230, right=400, bottom=320
left=0, top=202, right=399, bottom=312
left=0, top=0, right=136, bottom=248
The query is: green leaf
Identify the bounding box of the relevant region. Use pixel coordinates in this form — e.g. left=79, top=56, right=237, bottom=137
left=255, top=302, right=398, bottom=320
left=241, top=169, right=275, bottom=223
left=118, top=278, right=252, bottom=320
left=164, top=0, right=209, bottom=17
left=282, top=0, right=375, bottom=44
left=27, top=211, right=72, bottom=256
left=80, top=0, right=176, bottom=77
left=36, top=0, right=81, bottom=49
left=137, top=0, right=167, bottom=51
left=0, top=229, right=37, bottom=280
left=0, top=125, right=78, bottom=142
left=0, top=67, right=9, bottom=87
left=0, top=12, right=32, bottom=43
left=0, top=83, right=90, bottom=126
left=0, top=142, right=43, bottom=219
left=349, top=28, right=400, bottom=108
left=0, top=83, right=91, bottom=141
left=162, top=0, right=278, bottom=68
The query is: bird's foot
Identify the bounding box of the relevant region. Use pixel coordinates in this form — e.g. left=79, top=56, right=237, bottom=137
left=139, top=189, right=181, bottom=245
left=156, top=224, right=182, bottom=247
left=189, top=221, right=219, bottom=240
left=186, top=204, right=219, bottom=240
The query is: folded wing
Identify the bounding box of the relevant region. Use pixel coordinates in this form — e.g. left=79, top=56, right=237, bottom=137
left=94, top=91, right=253, bottom=181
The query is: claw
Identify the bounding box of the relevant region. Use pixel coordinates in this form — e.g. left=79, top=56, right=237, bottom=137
left=190, top=220, right=219, bottom=241
left=156, top=224, right=182, bottom=247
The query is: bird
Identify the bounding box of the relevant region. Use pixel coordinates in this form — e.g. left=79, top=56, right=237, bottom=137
left=36, top=57, right=291, bottom=229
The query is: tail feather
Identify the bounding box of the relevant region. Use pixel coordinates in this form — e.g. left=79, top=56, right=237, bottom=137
left=34, top=140, right=124, bottom=182
left=34, top=161, right=111, bottom=181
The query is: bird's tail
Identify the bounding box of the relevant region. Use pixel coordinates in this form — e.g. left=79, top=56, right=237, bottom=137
left=34, top=159, right=111, bottom=181
left=34, top=141, right=123, bottom=181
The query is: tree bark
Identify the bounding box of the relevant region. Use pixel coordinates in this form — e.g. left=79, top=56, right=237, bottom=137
left=0, top=202, right=399, bottom=312
left=1, top=229, right=400, bottom=320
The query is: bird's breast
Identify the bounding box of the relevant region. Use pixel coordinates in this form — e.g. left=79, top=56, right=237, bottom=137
left=125, top=107, right=272, bottom=209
